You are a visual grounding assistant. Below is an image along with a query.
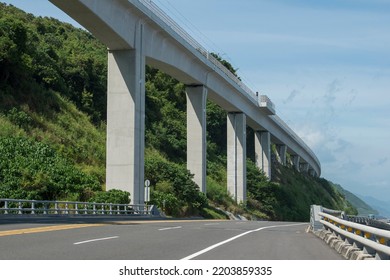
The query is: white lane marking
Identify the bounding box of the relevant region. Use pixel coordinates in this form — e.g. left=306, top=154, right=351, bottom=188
left=74, top=236, right=119, bottom=245
left=204, top=223, right=220, bottom=226
left=181, top=223, right=307, bottom=260
left=158, top=226, right=182, bottom=231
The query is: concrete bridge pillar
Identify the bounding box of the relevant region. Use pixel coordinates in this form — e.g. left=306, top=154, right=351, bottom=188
left=227, top=113, right=247, bottom=203
left=301, top=163, right=309, bottom=173
left=292, top=155, right=300, bottom=172
left=106, top=25, right=145, bottom=205
left=186, top=85, right=208, bottom=193
left=276, top=145, right=287, bottom=165
left=255, top=131, right=271, bottom=179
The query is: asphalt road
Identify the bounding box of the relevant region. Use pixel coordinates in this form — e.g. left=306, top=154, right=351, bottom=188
left=0, top=216, right=343, bottom=260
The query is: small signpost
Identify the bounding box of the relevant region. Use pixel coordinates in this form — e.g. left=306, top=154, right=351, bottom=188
left=144, top=179, right=151, bottom=203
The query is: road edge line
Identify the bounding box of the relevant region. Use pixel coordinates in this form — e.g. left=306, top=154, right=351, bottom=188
left=181, top=222, right=307, bottom=260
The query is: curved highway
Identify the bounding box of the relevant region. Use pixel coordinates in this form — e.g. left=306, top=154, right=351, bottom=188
left=0, top=217, right=342, bottom=260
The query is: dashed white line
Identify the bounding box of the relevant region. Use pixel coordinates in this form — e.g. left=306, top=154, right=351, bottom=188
left=181, top=223, right=307, bottom=260
left=73, top=236, right=119, bottom=245
left=158, top=226, right=182, bottom=231
left=204, top=223, right=220, bottom=226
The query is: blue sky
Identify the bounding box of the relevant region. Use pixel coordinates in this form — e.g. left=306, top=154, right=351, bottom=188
left=3, top=0, right=390, bottom=205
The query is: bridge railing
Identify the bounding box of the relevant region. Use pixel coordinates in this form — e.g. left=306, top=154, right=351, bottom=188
left=0, top=198, right=154, bottom=216
left=310, top=205, right=390, bottom=260
left=138, top=0, right=258, bottom=101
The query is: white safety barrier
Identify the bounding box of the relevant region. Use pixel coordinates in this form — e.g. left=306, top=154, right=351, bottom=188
left=310, top=205, right=390, bottom=260
left=0, top=198, right=155, bottom=216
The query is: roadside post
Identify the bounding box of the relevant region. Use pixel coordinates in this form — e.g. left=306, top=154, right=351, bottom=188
left=144, top=179, right=151, bottom=214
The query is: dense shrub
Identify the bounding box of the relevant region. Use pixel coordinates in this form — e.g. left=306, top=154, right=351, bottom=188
left=145, top=149, right=208, bottom=216
left=89, top=189, right=130, bottom=204
left=0, top=137, right=100, bottom=200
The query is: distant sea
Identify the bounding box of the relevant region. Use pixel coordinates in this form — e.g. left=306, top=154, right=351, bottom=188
left=359, top=195, right=390, bottom=219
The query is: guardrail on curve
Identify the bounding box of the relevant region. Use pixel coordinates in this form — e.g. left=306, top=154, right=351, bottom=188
left=310, top=205, right=390, bottom=260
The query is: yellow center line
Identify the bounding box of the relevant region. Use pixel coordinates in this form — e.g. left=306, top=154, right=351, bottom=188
left=0, top=223, right=105, bottom=237
left=0, top=219, right=229, bottom=237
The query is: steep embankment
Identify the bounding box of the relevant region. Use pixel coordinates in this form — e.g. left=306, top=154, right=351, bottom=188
left=0, top=3, right=357, bottom=220
left=333, top=185, right=379, bottom=216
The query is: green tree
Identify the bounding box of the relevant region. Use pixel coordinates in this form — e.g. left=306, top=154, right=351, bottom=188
left=210, top=52, right=240, bottom=80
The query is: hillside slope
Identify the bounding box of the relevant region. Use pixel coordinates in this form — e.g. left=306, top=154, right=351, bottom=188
left=0, top=3, right=357, bottom=220
left=332, top=184, right=378, bottom=216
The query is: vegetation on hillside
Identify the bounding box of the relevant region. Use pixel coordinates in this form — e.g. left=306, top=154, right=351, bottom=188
left=0, top=3, right=357, bottom=220
left=333, top=184, right=378, bottom=216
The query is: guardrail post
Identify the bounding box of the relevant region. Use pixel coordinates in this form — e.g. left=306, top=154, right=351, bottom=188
left=75, top=203, right=79, bottom=215
left=109, top=203, right=113, bottom=215
left=54, top=202, right=59, bottom=214
left=18, top=201, right=22, bottom=215
left=93, top=203, right=96, bottom=215
left=362, top=245, right=375, bottom=256
left=4, top=200, right=8, bottom=214
left=310, top=205, right=323, bottom=231
left=65, top=203, right=69, bottom=215
left=43, top=202, right=48, bottom=215
left=31, top=201, right=35, bottom=215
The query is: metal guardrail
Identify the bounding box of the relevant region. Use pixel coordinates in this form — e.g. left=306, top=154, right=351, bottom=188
left=0, top=198, right=153, bottom=216
left=138, top=0, right=320, bottom=174
left=346, top=215, right=390, bottom=231
left=322, top=207, right=344, bottom=217
left=310, top=205, right=390, bottom=260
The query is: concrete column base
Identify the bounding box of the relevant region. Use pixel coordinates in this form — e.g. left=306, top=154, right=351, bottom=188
left=106, top=24, right=145, bottom=204
left=255, top=131, right=271, bottom=179
left=186, top=85, right=208, bottom=193
left=276, top=145, right=287, bottom=165
left=292, top=155, right=300, bottom=172
left=227, top=113, right=247, bottom=204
